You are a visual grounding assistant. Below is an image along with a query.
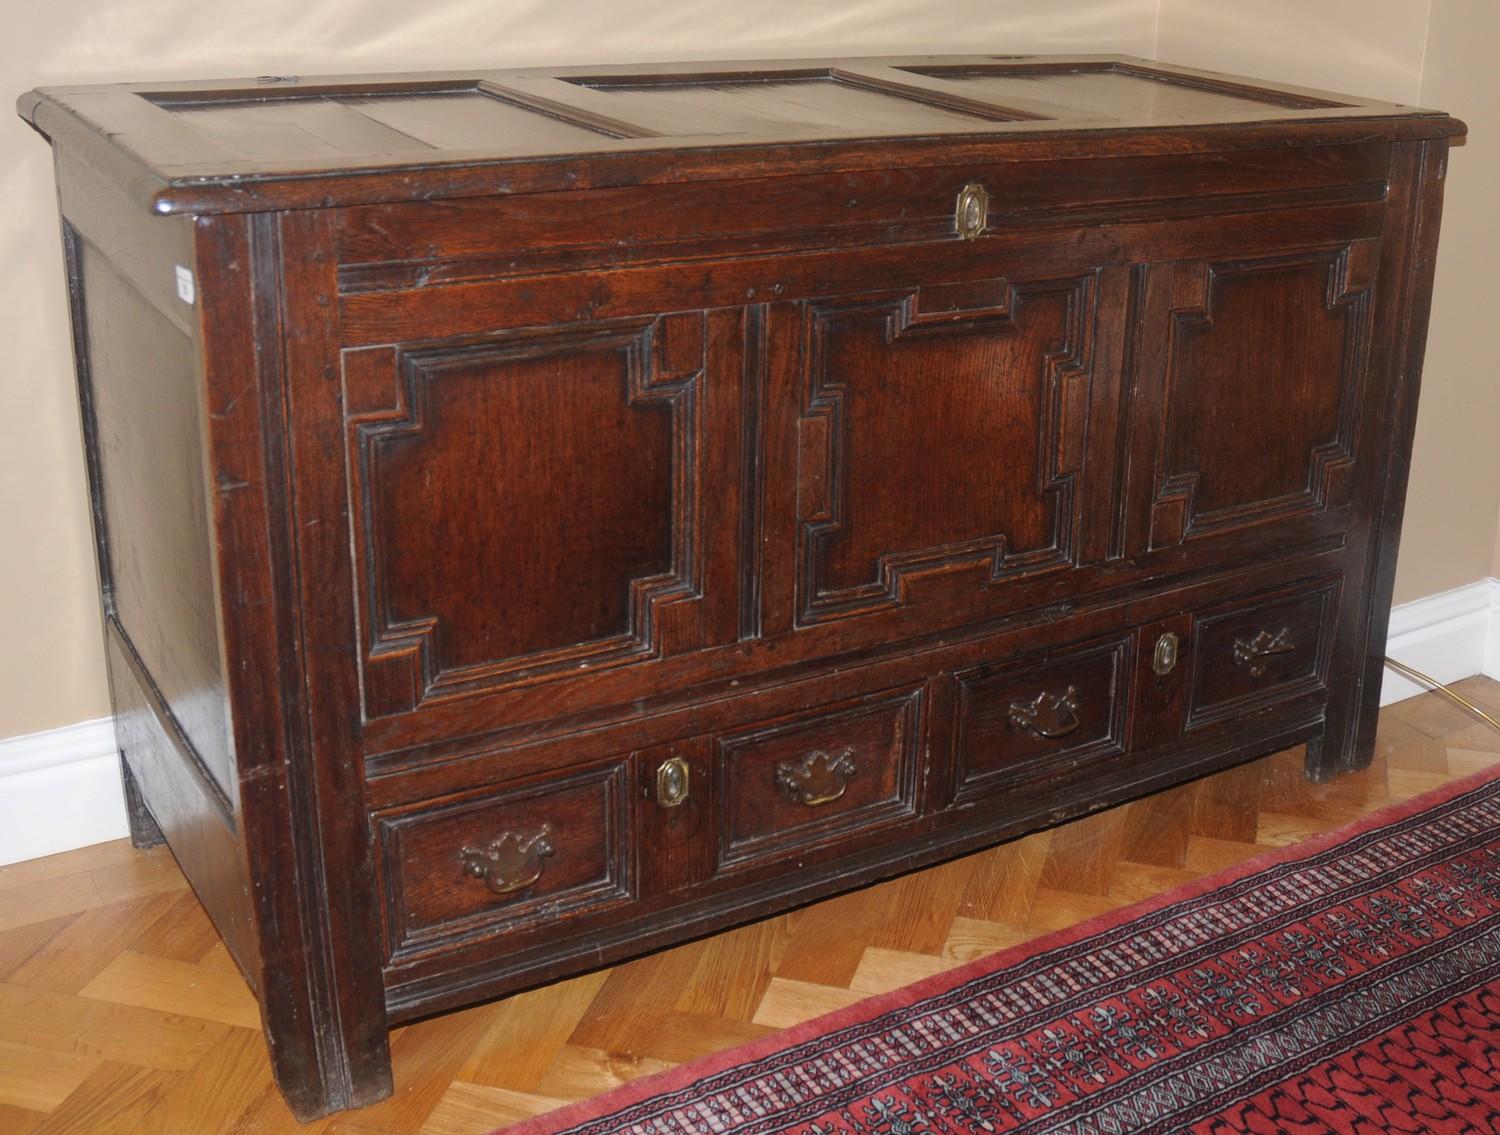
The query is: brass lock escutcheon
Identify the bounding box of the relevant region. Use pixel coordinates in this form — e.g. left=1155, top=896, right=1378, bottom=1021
left=776, top=748, right=858, bottom=807
left=1008, top=686, right=1081, bottom=739
left=655, top=755, right=691, bottom=808
left=955, top=182, right=989, bottom=240
left=1153, top=631, right=1180, bottom=676
left=1233, top=627, right=1296, bottom=678
left=460, top=825, right=554, bottom=895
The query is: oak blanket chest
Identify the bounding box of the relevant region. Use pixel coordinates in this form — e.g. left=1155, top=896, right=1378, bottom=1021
left=20, top=54, right=1464, bottom=1118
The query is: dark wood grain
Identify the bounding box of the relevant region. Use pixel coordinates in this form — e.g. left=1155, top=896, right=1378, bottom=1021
left=265, top=210, right=395, bottom=1117
left=1186, top=577, right=1340, bottom=729
left=791, top=277, right=1089, bottom=620
left=714, top=688, right=924, bottom=871
left=1326, top=142, right=1454, bottom=782
left=376, top=762, right=632, bottom=962
left=333, top=145, right=1391, bottom=296
left=951, top=635, right=1132, bottom=803
left=20, top=53, right=1465, bottom=1119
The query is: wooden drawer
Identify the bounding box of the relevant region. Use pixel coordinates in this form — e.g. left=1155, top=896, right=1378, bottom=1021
left=951, top=635, right=1132, bottom=803
left=1186, top=577, right=1340, bottom=729
left=714, top=687, right=924, bottom=872
left=374, top=762, right=633, bottom=963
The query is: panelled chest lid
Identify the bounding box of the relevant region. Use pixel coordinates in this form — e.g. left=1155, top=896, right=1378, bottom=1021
left=19, top=54, right=1464, bottom=215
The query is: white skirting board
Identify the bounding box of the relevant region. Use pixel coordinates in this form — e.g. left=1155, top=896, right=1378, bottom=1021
left=1380, top=577, right=1500, bottom=706
left=0, top=717, right=126, bottom=867
left=1, top=579, right=1497, bottom=867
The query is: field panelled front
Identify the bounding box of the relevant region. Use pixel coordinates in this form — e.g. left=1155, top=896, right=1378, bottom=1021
left=771, top=276, right=1096, bottom=630
left=341, top=312, right=741, bottom=718
left=1126, top=241, right=1380, bottom=555
left=322, top=150, right=1392, bottom=775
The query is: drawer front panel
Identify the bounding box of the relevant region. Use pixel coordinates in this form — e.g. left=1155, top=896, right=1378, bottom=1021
left=376, top=762, right=632, bottom=961
left=952, top=635, right=1132, bottom=802
left=716, top=688, right=924, bottom=871
left=1187, top=577, right=1340, bottom=728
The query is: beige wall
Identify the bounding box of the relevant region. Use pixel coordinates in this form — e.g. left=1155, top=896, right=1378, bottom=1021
left=2, top=0, right=1494, bottom=743
left=1158, top=0, right=1500, bottom=606
left=1409, top=1, right=1500, bottom=603
left=1156, top=0, right=1432, bottom=102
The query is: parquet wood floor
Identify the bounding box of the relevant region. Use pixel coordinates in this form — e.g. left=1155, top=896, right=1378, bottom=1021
left=3, top=678, right=1498, bottom=1134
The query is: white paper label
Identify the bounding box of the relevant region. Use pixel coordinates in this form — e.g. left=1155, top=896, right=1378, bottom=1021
left=174, top=265, right=195, bottom=305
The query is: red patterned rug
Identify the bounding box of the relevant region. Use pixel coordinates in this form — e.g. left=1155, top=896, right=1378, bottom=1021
left=503, top=767, right=1500, bottom=1134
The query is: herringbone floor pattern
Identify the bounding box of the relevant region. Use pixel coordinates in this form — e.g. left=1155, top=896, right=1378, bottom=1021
left=2, top=678, right=1498, bottom=1134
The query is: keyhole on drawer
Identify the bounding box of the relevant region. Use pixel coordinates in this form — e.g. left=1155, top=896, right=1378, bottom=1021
left=955, top=182, right=989, bottom=240
left=1153, top=631, right=1180, bottom=676
left=654, top=755, right=691, bottom=808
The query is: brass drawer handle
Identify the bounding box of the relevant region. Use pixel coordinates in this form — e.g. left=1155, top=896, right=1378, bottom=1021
left=776, top=748, right=857, bottom=807
left=1008, top=685, right=1081, bottom=739
left=1233, top=627, right=1296, bottom=678
left=460, top=825, right=554, bottom=895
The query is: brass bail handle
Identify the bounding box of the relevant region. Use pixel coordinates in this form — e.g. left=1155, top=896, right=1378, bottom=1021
left=1008, top=686, right=1081, bottom=739
left=776, top=748, right=858, bottom=807
left=460, top=826, right=554, bottom=895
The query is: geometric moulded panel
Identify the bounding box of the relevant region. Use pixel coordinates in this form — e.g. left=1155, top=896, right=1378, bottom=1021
left=1151, top=244, right=1377, bottom=547
left=796, top=276, right=1095, bottom=623
left=343, top=314, right=705, bottom=716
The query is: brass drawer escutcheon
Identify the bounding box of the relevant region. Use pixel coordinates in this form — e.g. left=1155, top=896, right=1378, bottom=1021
left=1153, top=631, right=1180, bottom=676
left=654, top=755, right=691, bottom=808
left=460, top=826, right=554, bottom=895
left=1233, top=627, right=1296, bottom=678
left=776, top=748, right=858, bottom=806
left=955, top=182, right=989, bottom=240
left=1008, top=685, right=1081, bottom=739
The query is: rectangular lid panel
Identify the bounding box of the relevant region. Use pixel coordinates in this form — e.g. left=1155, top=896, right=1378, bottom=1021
left=556, top=71, right=1025, bottom=137
left=146, top=86, right=619, bottom=162
left=902, top=62, right=1351, bottom=125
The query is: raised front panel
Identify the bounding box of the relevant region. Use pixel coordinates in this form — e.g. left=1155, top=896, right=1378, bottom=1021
left=777, top=275, right=1098, bottom=627
left=343, top=313, right=728, bottom=717
left=1141, top=243, right=1377, bottom=548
